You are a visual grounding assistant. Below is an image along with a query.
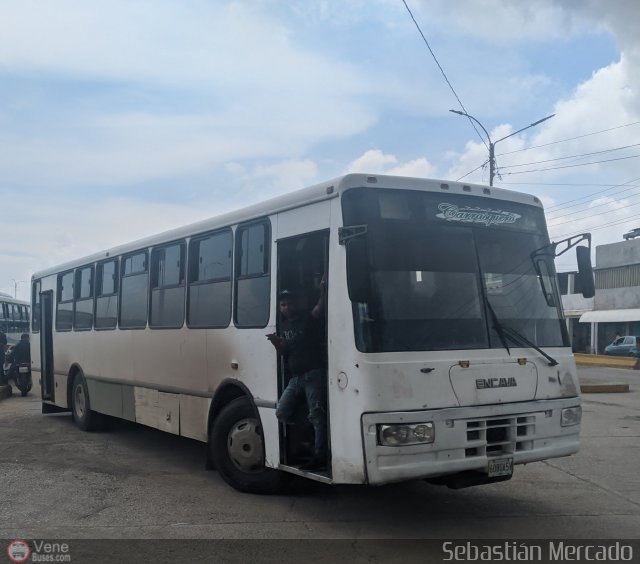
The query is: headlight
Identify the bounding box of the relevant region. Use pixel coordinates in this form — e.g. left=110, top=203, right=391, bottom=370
left=561, top=406, right=582, bottom=427
left=377, top=422, right=435, bottom=446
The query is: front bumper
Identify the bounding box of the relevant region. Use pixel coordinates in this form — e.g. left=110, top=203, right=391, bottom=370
left=362, top=398, right=580, bottom=485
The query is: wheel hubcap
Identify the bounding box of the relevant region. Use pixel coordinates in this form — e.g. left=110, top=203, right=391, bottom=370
left=74, top=384, right=86, bottom=418
left=227, top=418, right=264, bottom=473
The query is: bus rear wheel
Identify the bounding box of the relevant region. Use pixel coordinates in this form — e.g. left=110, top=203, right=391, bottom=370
left=210, top=397, right=287, bottom=494
left=71, top=373, right=104, bottom=432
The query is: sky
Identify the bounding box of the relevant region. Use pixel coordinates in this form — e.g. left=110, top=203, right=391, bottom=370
left=1, top=0, right=639, bottom=300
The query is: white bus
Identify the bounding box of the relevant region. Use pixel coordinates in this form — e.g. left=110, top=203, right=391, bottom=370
left=1, top=292, right=30, bottom=345
left=31, top=174, right=594, bottom=493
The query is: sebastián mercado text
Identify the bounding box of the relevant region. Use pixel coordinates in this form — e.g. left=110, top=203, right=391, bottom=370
left=442, top=541, right=633, bottom=561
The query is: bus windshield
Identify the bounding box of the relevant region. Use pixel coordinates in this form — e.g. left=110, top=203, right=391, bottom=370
left=342, top=188, right=568, bottom=353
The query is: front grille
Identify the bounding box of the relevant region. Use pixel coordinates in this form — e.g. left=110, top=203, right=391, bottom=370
left=464, top=415, right=535, bottom=458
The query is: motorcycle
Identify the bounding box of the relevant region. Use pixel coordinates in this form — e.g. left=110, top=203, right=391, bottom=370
left=3, top=347, right=32, bottom=397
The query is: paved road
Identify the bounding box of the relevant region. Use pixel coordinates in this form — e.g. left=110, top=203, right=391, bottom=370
left=1, top=368, right=639, bottom=541
left=579, top=363, right=640, bottom=388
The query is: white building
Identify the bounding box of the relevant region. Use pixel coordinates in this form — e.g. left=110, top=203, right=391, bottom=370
left=560, top=237, right=640, bottom=354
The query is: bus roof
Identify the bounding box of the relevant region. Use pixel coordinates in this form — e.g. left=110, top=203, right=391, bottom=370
left=0, top=294, right=30, bottom=306
left=32, top=173, right=542, bottom=280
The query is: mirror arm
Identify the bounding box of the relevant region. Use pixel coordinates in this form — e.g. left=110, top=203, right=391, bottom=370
left=531, top=233, right=591, bottom=261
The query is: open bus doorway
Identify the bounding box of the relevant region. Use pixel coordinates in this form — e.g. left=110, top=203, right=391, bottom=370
left=276, top=230, right=330, bottom=476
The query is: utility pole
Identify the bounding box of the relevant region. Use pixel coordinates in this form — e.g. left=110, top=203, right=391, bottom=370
left=450, top=110, right=555, bottom=186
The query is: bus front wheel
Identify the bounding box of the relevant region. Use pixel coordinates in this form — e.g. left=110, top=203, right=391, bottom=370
left=71, top=373, right=104, bottom=432
left=210, top=397, right=287, bottom=494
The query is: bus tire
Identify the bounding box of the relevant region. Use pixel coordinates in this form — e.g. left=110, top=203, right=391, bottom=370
left=210, top=397, right=287, bottom=494
left=71, top=372, right=104, bottom=432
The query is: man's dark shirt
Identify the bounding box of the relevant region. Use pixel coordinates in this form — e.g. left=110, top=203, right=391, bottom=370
left=280, top=315, right=325, bottom=376
left=12, top=340, right=30, bottom=364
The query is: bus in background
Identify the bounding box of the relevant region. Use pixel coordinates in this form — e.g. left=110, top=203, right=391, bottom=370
left=30, top=174, right=595, bottom=494
left=0, top=292, right=30, bottom=345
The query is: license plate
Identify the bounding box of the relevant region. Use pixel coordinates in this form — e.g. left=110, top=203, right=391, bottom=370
left=18, top=366, right=29, bottom=373
left=488, top=457, right=513, bottom=477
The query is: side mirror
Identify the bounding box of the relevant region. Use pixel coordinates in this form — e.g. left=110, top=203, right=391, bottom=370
left=346, top=238, right=371, bottom=303
left=576, top=246, right=595, bottom=298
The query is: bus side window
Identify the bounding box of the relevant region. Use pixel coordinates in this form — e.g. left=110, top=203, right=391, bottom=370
left=119, top=251, right=149, bottom=329
left=150, top=242, right=186, bottom=329
left=32, top=280, right=41, bottom=333
left=187, top=229, right=232, bottom=328
left=56, top=271, right=74, bottom=331
left=95, top=259, right=119, bottom=330
left=74, top=265, right=94, bottom=330
left=235, top=220, right=271, bottom=328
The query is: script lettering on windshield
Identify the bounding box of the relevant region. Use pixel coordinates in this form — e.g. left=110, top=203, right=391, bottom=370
left=436, top=203, right=521, bottom=227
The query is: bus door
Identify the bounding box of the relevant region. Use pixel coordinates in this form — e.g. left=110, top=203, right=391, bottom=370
left=40, top=291, right=54, bottom=401
left=276, top=230, right=330, bottom=473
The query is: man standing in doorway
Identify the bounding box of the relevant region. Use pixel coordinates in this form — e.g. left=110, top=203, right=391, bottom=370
left=267, top=280, right=327, bottom=471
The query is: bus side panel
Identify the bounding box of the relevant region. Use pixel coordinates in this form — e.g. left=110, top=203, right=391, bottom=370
left=179, top=394, right=210, bottom=442
left=134, top=388, right=180, bottom=435
left=54, top=373, right=69, bottom=408
left=84, top=379, right=136, bottom=422
left=326, top=197, right=368, bottom=484
left=258, top=406, right=280, bottom=469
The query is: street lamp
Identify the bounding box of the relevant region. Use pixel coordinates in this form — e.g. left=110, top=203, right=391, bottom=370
left=450, top=110, right=555, bottom=186
left=11, top=279, right=25, bottom=299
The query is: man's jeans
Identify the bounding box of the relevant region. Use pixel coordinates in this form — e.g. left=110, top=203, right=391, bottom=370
left=276, top=368, right=327, bottom=459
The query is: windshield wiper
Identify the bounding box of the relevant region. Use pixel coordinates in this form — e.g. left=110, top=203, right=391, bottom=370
left=498, top=325, right=558, bottom=367
left=483, top=294, right=558, bottom=367
left=485, top=298, right=511, bottom=356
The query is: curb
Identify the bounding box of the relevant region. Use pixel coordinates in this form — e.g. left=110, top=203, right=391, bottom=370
left=0, top=384, right=12, bottom=400
left=574, top=353, right=639, bottom=370
left=580, top=383, right=630, bottom=394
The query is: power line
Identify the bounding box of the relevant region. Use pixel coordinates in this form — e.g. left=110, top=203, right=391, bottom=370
left=546, top=178, right=640, bottom=230
left=400, top=0, right=488, bottom=150
left=552, top=214, right=639, bottom=240
left=547, top=185, right=640, bottom=217
left=549, top=193, right=640, bottom=226
left=543, top=177, right=640, bottom=211
left=499, top=143, right=640, bottom=170
left=455, top=160, right=489, bottom=181
left=501, top=153, right=640, bottom=176
left=495, top=180, right=640, bottom=212
left=496, top=121, right=640, bottom=157
left=546, top=179, right=640, bottom=215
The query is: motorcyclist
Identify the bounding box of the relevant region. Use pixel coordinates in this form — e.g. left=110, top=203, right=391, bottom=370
left=7, top=333, right=31, bottom=396
left=0, top=331, right=7, bottom=385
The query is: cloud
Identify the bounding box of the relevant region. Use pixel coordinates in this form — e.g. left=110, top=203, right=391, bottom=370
left=251, top=159, right=319, bottom=191
left=345, top=149, right=437, bottom=177
left=0, top=192, right=217, bottom=300
left=0, top=2, right=376, bottom=189
left=223, top=158, right=320, bottom=198
left=346, top=149, right=398, bottom=172
left=421, top=0, right=594, bottom=43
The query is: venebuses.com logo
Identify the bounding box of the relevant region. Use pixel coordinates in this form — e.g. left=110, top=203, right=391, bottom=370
left=7, top=540, right=30, bottom=563
left=6, top=539, right=71, bottom=563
